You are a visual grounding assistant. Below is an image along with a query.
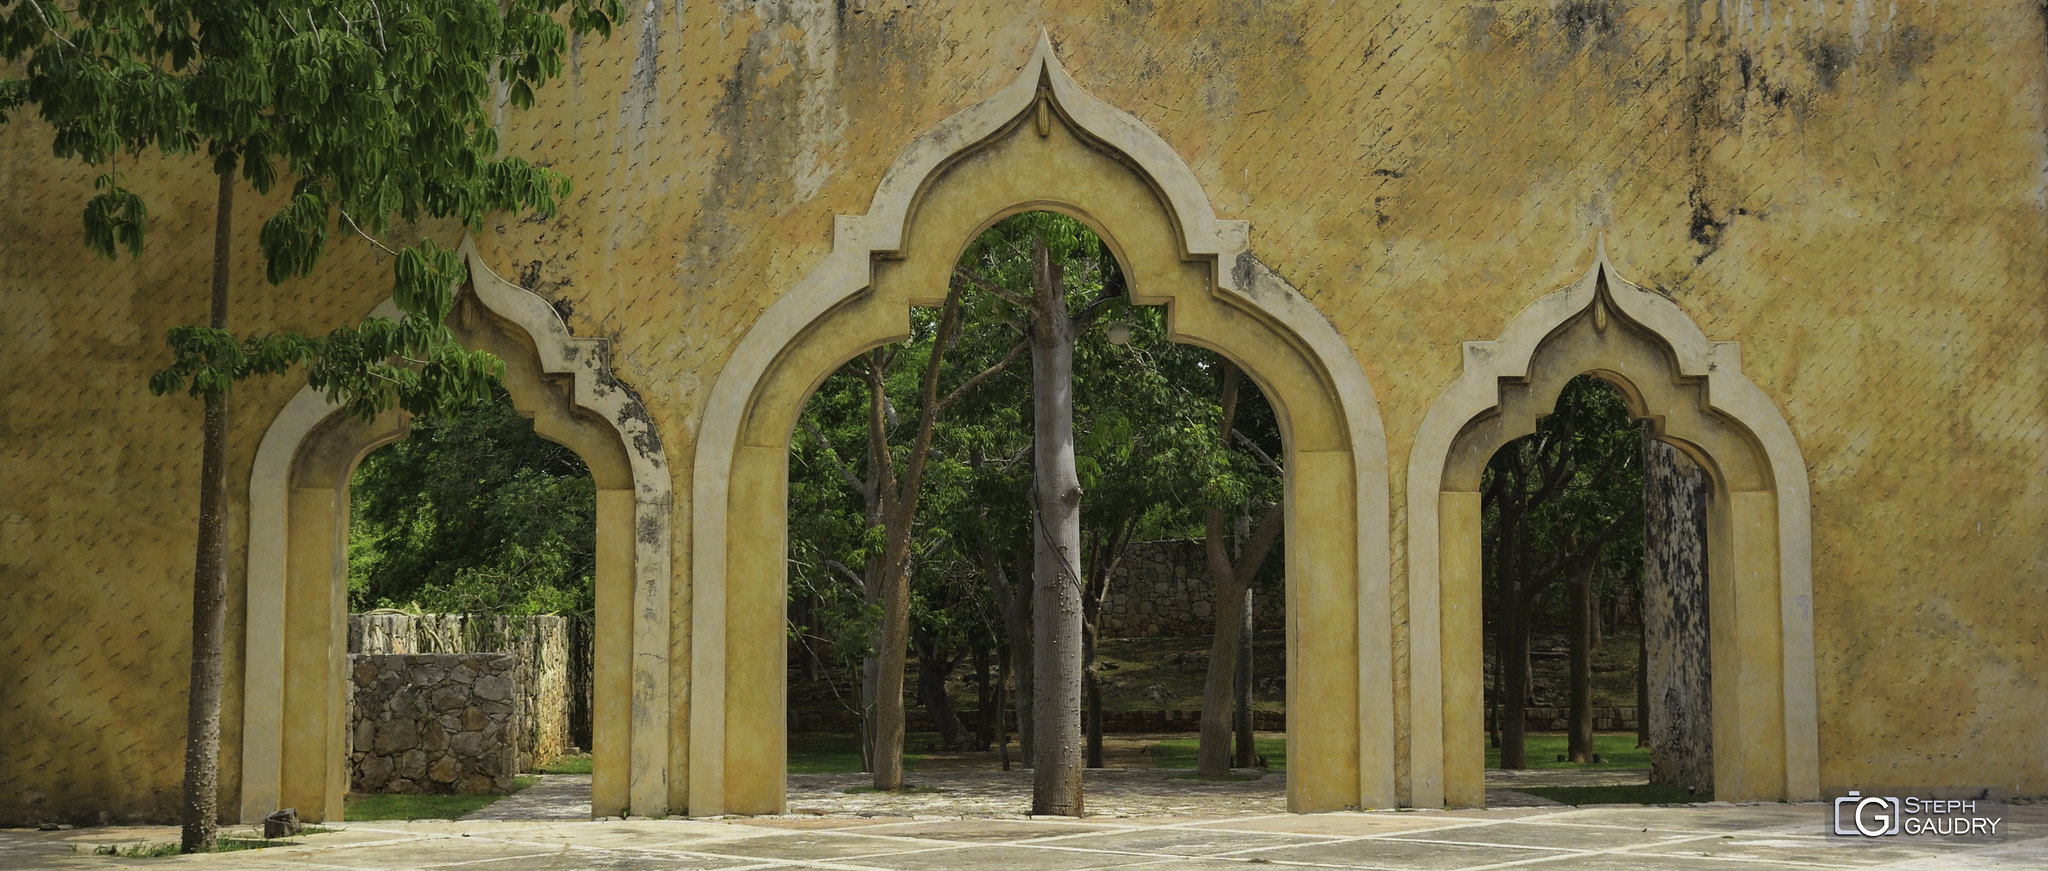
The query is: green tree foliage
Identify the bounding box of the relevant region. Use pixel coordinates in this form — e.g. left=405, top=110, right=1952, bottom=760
left=348, top=385, right=596, bottom=616
left=787, top=212, right=1285, bottom=798
left=1482, top=374, right=1644, bottom=768
left=1, top=0, right=618, bottom=848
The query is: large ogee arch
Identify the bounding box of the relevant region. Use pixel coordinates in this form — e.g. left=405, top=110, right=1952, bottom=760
left=689, top=33, right=1393, bottom=815
left=239, top=241, right=673, bottom=822
left=1405, top=248, right=1819, bottom=808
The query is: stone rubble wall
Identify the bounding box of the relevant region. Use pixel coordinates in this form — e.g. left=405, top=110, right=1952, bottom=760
left=348, top=613, right=573, bottom=772
left=1098, top=540, right=1284, bottom=639
left=347, top=654, right=520, bottom=794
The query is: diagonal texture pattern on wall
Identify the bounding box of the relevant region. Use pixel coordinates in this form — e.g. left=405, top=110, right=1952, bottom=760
left=2, top=1, right=2043, bottom=822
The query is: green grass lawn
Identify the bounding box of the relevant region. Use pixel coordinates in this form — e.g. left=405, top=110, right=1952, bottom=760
left=534, top=753, right=593, bottom=775
left=787, top=731, right=934, bottom=774
left=343, top=776, right=537, bottom=821
left=1148, top=736, right=1286, bottom=770
left=1485, top=733, right=1648, bottom=770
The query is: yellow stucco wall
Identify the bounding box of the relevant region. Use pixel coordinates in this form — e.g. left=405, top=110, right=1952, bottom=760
left=1, top=0, right=2042, bottom=823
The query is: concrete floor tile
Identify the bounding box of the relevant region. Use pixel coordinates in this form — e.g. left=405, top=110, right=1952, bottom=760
left=687, top=831, right=947, bottom=861
left=1230, top=837, right=1564, bottom=869
left=1188, top=813, right=1468, bottom=836
left=1625, top=834, right=1978, bottom=867
left=1537, top=805, right=1823, bottom=833
left=1504, top=853, right=1835, bottom=871
left=854, top=819, right=1117, bottom=842
left=829, top=843, right=1164, bottom=871
left=434, top=847, right=751, bottom=869
left=1034, top=827, right=1323, bottom=856
left=263, top=839, right=562, bottom=868
left=733, top=816, right=921, bottom=830
left=1386, top=821, right=1714, bottom=850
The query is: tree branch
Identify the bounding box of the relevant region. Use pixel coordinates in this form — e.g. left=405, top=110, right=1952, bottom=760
left=1232, top=430, right=1283, bottom=477
left=801, top=418, right=872, bottom=504
left=953, top=266, right=1030, bottom=310
left=933, top=339, right=1026, bottom=415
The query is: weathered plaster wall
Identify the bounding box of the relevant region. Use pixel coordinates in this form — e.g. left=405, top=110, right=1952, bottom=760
left=1, top=0, right=2042, bottom=822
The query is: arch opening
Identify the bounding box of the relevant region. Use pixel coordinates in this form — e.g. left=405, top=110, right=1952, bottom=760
left=1407, top=258, right=1819, bottom=808
left=690, top=36, right=1393, bottom=815
left=238, top=249, right=674, bottom=822
left=780, top=209, right=1295, bottom=803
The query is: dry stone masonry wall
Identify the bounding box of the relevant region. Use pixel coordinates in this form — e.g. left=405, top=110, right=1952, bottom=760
left=347, top=654, right=521, bottom=795
left=1098, top=540, right=1284, bottom=638
left=349, top=613, right=574, bottom=771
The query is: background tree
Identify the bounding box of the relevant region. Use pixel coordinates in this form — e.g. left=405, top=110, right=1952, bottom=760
left=952, top=211, right=1124, bottom=815
left=787, top=287, right=1020, bottom=789
left=1481, top=375, right=1641, bottom=769
left=0, top=0, right=618, bottom=850
left=1194, top=360, right=1286, bottom=776
left=347, top=384, right=597, bottom=615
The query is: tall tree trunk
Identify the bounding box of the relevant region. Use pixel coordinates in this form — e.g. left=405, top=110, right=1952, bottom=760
left=974, top=642, right=995, bottom=750
left=995, top=643, right=1012, bottom=770
left=1567, top=551, right=1596, bottom=764
left=1232, top=583, right=1256, bottom=768
left=1197, top=505, right=1283, bottom=776
left=867, top=286, right=969, bottom=790
left=981, top=537, right=1033, bottom=765
left=181, top=170, right=233, bottom=854
left=915, top=631, right=967, bottom=749
left=1007, top=568, right=1035, bottom=765
left=1643, top=435, right=1713, bottom=794
left=1499, top=601, right=1530, bottom=770
left=859, top=652, right=878, bottom=773
left=1082, top=581, right=1103, bottom=768
left=1637, top=618, right=1650, bottom=748
left=1028, top=232, right=1085, bottom=815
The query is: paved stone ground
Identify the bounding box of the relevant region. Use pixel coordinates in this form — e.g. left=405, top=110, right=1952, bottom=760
left=6, top=772, right=2044, bottom=871
left=461, top=774, right=594, bottom=822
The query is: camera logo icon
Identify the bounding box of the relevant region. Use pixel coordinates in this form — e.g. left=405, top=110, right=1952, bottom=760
left=1835, top=791, right=1903, bottom=837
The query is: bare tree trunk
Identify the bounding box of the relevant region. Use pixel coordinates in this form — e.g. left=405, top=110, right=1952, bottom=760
left=1643, top=435, right=1713, bottom=794
left=1232, top=583, right=1255, bottom=768
left=869, top=286, right=968, bottom=791
left=1008, top=572, right=1034, bottom=765
left=1028, top=232, right=1085, bottom=815
left=915, top=631, right=967, bottom=749
left=1567, top=552, right=1596, bottom=764
left=995, top=644, right=1012, bottom=770
left=1637, top=620, right=1650, bottom=748
left=181, top=170, right=233, bottom=854
left=1195, top=560, right=1247, bottom=777
left=1197, top=502, right=1282, bottom=776
left=974, top=643, right=995, bottom=750
left=1499, top=598, right=1531, bottom=770
left=859, top=653, right=877, bottom=773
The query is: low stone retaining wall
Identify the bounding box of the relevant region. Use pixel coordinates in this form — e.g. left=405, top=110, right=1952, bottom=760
left=347, top=654, right=521, bottom=794
left=1098, top=540, right=1284, bottom=638
left=1487, top=706, right=1641, bottom=733
left=348, top=612, right=573, bottom=771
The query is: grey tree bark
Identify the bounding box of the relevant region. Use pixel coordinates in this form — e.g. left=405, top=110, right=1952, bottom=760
left=1196, top=362, right=1284, bottom=777
left=1643, top=435, right=1713, bottom=794
left=1232, top=583, right=1256, bottom=768
left=1027, top=232, right=1086, bottom=815
left=181, top=169, right=234, bottom=854
left=1567, top=551, right=1597, bottom=763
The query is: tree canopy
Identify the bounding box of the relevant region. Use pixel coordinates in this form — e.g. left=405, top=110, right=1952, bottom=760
left=348, top=384, right=597, bottom=616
